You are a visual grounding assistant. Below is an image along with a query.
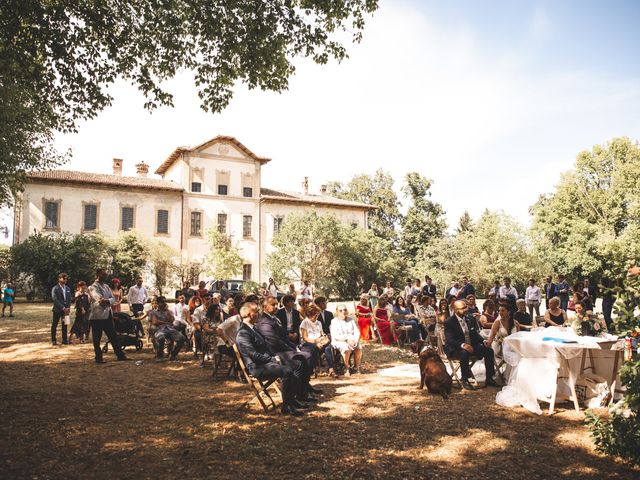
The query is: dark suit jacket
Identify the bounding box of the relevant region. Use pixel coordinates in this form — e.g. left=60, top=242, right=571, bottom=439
left=459, top=283, right=476, bottom=299
left=444, top=314, right=483, bottom=357
left=51, top=284, right=73, bottom=313
left=317, top=309, right=333, bottom=335
left=275, top=307, right=301, bottom=335
left=257, top=312, right=297, bottom=354
left=235, top=323, right=276, bottom=376
left=422, top=284, right=437, bottom=298
left=543, top=282, right=556, bottom=300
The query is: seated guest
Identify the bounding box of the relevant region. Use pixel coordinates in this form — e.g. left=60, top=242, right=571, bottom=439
left=355, top=295, right=373, bottom=341
left=373, top=296, right=394, bottom=345
left=416, top=295, right=437, bottom=336
left=223, top=296, right=237, bottom=319
left=436, top=298, right=449, bottom=337
left=235, top=302, right=306, bottom=416
left=300, top=303, right=335, bottom=376
left=331, top=304, right=362, bottom=376
left=513, top=299, right=535, bottom=329
left=149, top=296, right=186, bottom=361
left=444, top=300, right=498, bottom=390
left=314, top=296, right=333, bottom=335
left=485, top=303, right=520, bottom=358
left=196, top=280, right=208, bottom=299
left=466, top=295, right=480, bottom=316
left=478, top=300, right=496, bottom=329
left=217, top=310, right=242, bottom=345
left=172, top=294, right=191, bottom=339
left=201, top=302, right=232, bottom=362
left=277, top=294, right=302, bottom=343
left=544, top=297, right=568, bottom=327
left=257, top=296, right=320, bottom=400
left=391, top=296, right=420, bottom=342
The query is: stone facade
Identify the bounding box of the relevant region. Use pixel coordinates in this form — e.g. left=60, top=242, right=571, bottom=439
left=14, top=135, right=372, bottom=283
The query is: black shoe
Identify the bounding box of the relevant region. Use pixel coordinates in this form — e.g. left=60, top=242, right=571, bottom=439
left=117, top=356, right=129, bottom=361
left=95, top=359, right=106, bottom=364
left=308, top=386, right=323, bottom=395
left=461, top=379, right=477, bottom=391
left=169, top=355, right=178, bottom=361
left=281, top=404, right=304, bottom=417
left=301, top=394, right=319, bottom=403
left=52, top=341, right=57, bottom=346
left=62, top=341, right=68, bottom=345
left=291, top=399, right=310, bottom=410
left=485, top=378, right=500, bottom=388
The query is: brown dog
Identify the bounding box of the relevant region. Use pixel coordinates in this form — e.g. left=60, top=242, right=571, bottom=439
left=411, top=340, right=452, bottom=399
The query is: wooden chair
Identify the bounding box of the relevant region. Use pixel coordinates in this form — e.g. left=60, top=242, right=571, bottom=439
left=232, top=344, right=282, bottom=412
left=371, top=317, right=384, bottom=345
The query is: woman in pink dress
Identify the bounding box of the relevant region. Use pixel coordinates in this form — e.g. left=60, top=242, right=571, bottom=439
left=356, top=294, right=373, bottom=341
left=374, top=296, right=394, bottom=345
left=111, top=278, right=123, bottom=313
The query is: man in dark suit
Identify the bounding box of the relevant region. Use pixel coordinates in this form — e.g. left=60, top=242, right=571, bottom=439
left=422, top=276, right=437, bottom=299
left=276, top=294, right=302, bottom=343
left=51, top=272, right=73, bottom=345
left=543, top=275, right=556, bottom=310
left=444, top=300, right=497, bottom=390
left=314, top=296, right=333, bottom=335
left=235, top=302, right=306, bottom=416
left=257, top=296, right=321, bottom=399
left=458, top=277, right=476, bottom=299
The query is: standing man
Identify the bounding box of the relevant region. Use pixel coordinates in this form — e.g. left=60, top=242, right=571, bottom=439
left=403, top=279, right=413, bottom=300
left=458, top=277, right=475, bottom=299
left=543, top=275, right=556, bottom=310
left=525, top=278, right=542, bottom=319
left=267, top=278, right=279, bottom=298
left=88, top=268, right=127, bottom=363
left=51, top=273, right=72, bottom=345
left=422, top=276, right=437, bottom=299
left=127, top=276, right=149, bottom=318
left=498, top=277, right=518, bottom=300
left=554, top=274, right=570, bottom=311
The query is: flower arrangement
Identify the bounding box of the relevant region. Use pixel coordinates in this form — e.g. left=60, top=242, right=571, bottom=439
left=571, top=310, right=608, bottom=337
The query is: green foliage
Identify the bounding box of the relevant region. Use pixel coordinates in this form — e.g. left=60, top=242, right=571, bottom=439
left=399, top=172, right=447, bottom=260
left=148, top=241, right=179, bottom=295
left=0, top=0, right=379, bottom=206
left=204, top=229, right=243, bottom=279
left=110, top=231, right=150, bottom=289
left=531, top=137, right=640, bottom=281
left=413, top=210, right=549, bottom=296
left=267, top=211, right=407, bottom=299
left=587, top=269, right=640, bottom=465
left=457, top=210, right=473, bottom=234
left=11, top=232, right=111, bottom=299
left=0, top=245, right=13, bottom=281
left=327, top=168, right=402, bottom=242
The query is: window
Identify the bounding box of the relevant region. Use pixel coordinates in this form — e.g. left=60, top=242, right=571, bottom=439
left=121, top=207, right=134, bottom=231
left=157, top=209, right=169, bottom=234
left=216, top=169, right=230, bottom=195
left=83, top=204, right=98, bottom=231
left=242, top=173, right=254, bottom=198
left=243, top=215, right=252, bottom=238
left=242, top=264, right=252, bottom=281
left=351, top=222, right=358, bottom=229
left=190, top=211, right=202, bottom=236
left=243, top=187, right=253, bottom=198
left=273, top=216, right=283, bottom=235
left=44, top=201, right=59, bottom=229
left=191, top=167, right=204, bottom=193
left=217, top=213, right=227, bottom=234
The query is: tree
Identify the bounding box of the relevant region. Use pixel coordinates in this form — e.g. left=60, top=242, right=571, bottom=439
left=587, top=267, right=640, bottom=465
left=530, top=137, right=640, bottom=281
left=204, top=229, right=243, bottom=279
left=399, top=172, right=447, bottom=260
left=0, top=0, right=379, bottom=206
left=328, top=168, right=402, bottom=242
left=11, top=232, right=111, bottom=299
left=148, top=241, right=179, bottom=295
left=110, top=231, right=149, bottom=288
left=457, top=210, right=473, bottom=234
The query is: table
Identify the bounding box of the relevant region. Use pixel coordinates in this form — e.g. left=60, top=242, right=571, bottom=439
left=496, top=327, right=623, bottom=415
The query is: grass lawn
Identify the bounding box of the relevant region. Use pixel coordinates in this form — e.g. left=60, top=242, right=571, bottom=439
left=0, top=303, right=636, bottom=479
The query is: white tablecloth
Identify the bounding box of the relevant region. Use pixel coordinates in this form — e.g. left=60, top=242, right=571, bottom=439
left=495, top=327, right=622, bottom=414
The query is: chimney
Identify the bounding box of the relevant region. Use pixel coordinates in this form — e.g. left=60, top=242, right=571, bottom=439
left=302, top=176, right=309, bottom=195
left=136, top=161, right=149, bottom=177
left=113, top=158, right=123, bottom=175
left=320, top=184, right=327, bottom=195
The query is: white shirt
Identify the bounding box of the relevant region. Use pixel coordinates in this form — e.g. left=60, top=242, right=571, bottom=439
left=404, top=286, right=412, bottom=298
left=127, top=285, right=149, bottom=305
left=300, top=319, right=324, bottom=341
left=301, top=285, right=312, bottom=299
left=525, top=286, right=541, bottom=303
left=192, top=304, right=206, bottom=324
left=218, top=314, right=242, bottom=345
left=268, top=284, right=278, bottom=297
left=456, top=314, right=471, bottom=345
left=498, top=286, right=518, bottom=299
left=172, top=303, right=189, bottom=326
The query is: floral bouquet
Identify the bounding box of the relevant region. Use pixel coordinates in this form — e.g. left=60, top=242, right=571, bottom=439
left=571, top=310, right=608, bottom=337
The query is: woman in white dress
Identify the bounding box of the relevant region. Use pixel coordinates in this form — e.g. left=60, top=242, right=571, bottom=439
left=300, top=303, right=334, bottom=376
left=330, top=304, right=362, bottom=376
left=485, top=303, right=520, bottom=358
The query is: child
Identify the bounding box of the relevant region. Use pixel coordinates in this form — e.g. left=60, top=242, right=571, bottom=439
left=2, top=283, right=14, bottom=317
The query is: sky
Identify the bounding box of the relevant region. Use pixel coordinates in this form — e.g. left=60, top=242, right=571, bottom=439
left=37, top=0, right=640, bottom=234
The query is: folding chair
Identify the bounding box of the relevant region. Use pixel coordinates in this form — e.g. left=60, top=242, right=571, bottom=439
left=371, top=317, right=384, bottom=345
left=436, top=328, right=480, bottom=388
left=232, top=344, right=281, bottom=412
left=393, top=322, right=413, bottom=346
